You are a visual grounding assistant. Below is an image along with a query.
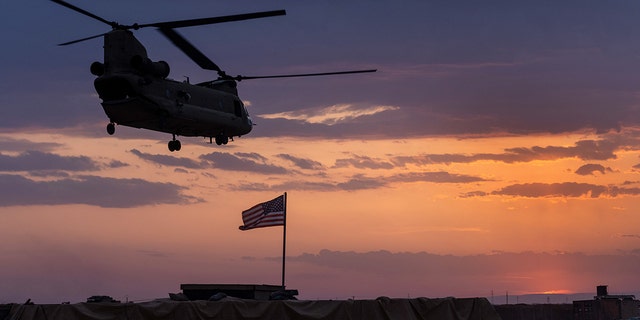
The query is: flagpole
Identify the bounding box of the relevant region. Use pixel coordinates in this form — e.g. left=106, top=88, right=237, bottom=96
left=281, top=192, right=287, bottom=290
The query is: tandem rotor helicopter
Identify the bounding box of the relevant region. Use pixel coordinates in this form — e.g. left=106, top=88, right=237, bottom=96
left=51, top=0, right=376, bottom=151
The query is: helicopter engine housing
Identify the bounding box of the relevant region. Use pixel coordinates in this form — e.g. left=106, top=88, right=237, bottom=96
left=130, top=55, right=170, bottom=79
left=90, top=61, right=105, bottom=76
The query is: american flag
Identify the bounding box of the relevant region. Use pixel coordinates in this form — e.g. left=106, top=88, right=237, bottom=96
left=239, top=195, right=285, bottom=230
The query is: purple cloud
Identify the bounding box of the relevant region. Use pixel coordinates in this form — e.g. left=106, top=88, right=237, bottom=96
left=0, top=174, right=196, bottom=208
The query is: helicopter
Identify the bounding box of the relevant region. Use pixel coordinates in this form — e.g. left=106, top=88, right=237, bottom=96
left=51, top=0, right=376, bottom=151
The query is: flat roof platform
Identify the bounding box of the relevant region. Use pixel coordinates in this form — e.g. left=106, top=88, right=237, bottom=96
left=180, top=284, right=298, bottom=301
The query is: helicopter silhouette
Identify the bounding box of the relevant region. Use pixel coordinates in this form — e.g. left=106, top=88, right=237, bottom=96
left=51, top=0, right=376, bottom=151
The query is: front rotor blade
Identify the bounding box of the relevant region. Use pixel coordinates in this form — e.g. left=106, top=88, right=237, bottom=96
left=143, top=10, right=286, bottom=29
left=50, top=0, right=116, bottom=27
left=58, top=32, right=108, bottom=46
left=236, top=69, right=377, bottom=80
left=158, top=28, right=222, bottom=72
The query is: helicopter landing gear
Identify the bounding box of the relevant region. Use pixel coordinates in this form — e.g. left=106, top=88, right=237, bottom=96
left=215, top=134, right=229, bottom=146
left=106, top=122, right=115, bottom=135
left=168, top=135, right=181, bottom=152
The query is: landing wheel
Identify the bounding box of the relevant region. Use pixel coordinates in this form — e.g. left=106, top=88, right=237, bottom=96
left=168, top=139, right=181, bottom=152
left=106, top=122, right=115, bottom=135
left=215, top=135, right=229, bottom=145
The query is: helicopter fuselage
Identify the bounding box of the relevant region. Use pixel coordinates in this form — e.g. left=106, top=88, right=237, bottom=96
left=96, top=74, right=252, bottom=138
left=92, top=29, right=252, bottom=146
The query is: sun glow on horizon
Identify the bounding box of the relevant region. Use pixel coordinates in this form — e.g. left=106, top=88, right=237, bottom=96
left=540, top=290, right=573, bottom=295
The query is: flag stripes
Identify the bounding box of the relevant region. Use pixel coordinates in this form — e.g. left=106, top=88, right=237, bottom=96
left=239, top=195, right=285, bottom=230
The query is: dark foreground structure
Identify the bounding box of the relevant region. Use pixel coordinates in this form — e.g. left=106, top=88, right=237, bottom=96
left=573, top=286, right=639, bottom=320
left=494, top=304, right=573, bottom=320
left=2, top=297, right=500, bottom=320
left=493, top=285, right=640, bottom=320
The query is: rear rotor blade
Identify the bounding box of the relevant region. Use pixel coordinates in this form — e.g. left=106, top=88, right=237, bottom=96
left=158, top=28, right=223, bottom=72
left=142, top=10, right=286, bottom=29
left=196, top=69, right=377, bottom=86
left=235, top=69, right=377, bottom=81
left=50, top=0, right=116, bottom=27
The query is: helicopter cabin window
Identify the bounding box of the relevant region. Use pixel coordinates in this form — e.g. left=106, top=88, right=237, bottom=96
left=233, top=100, right=243, bottom=118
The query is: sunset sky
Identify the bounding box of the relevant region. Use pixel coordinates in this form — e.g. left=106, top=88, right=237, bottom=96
left=1, top=1, right=639, bottom=303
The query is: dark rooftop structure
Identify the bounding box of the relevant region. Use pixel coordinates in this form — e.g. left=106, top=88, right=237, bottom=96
left=573, top=285, right=639, bottom=320
left=1, top=297, right=501, bottom=320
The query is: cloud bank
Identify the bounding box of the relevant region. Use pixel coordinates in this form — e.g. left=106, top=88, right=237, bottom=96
left=0, top=174, right=194, bottom=208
